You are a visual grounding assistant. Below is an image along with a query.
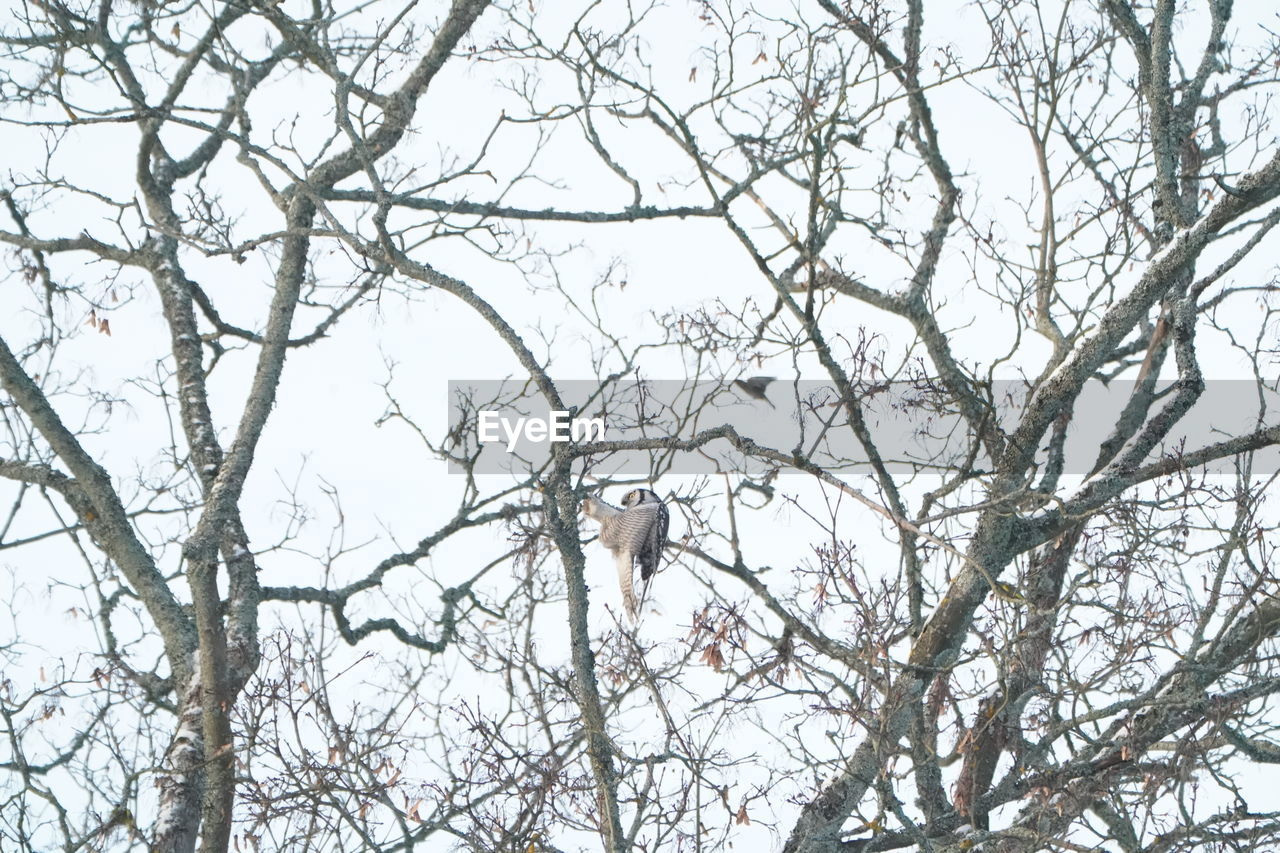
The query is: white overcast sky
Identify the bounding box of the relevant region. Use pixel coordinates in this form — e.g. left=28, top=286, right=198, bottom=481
left=3, top=0, right=1280, bottom=849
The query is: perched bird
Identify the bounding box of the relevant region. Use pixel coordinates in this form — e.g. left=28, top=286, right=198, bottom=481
left=581, top=488, right=670, bottom=619
left=734, top=375, right=776, bottom=407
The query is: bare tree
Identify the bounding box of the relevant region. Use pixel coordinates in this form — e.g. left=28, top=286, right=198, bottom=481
left=4, top=0, right=1280, bottom=851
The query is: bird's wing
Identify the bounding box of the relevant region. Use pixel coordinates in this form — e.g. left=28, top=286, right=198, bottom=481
left=634, top=502, right=668, bottom=618
left=584, top=498, right=622, bottom=548
left=650, top=502, right=670, bottom=580
left=583, top=496, right=621, bottom=521
left=620, top=501, right=667, bottom=582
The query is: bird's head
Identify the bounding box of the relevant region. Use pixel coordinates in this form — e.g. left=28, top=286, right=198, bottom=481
left=622, top=488, right=660, bottom=508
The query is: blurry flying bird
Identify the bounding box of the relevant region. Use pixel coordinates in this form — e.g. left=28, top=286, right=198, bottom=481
left=734, top=375, right=776, bottom=408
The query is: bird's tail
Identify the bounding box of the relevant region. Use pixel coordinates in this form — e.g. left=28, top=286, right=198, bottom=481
left=615, top=552, right=639, bottom=620
left=635, top=567, right=657, bottom=620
